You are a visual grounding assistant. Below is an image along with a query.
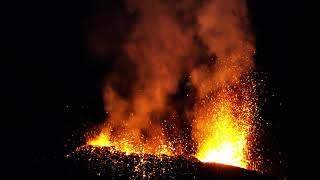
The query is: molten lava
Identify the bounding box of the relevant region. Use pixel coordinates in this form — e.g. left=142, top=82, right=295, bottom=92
left=195, top=105, right=248, bottom=168
left=87, top=78, right=257, bottom=169
left=87, top=130, right=173, bottom=156
left=88, top=133, right=111, bottom=147
left=192, top=80, right=257, bottom=168
left=84, top=0, right=259, bottom=171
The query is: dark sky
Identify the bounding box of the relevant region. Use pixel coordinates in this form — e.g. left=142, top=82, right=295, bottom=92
left=4, top=0, right=299, bottom=179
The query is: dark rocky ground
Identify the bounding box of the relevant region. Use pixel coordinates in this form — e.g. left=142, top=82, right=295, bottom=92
left=63, top=145, right=277, bottom=180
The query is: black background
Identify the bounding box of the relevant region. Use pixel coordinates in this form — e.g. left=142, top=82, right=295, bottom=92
left=4, top=0, right=301, bottom=179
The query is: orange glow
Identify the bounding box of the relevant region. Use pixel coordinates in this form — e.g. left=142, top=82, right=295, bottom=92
left=194, top=101, right=247, bottom=167
left=84, top=0, right=259, bottom=170
left=87, top=79, right=257, bottom=169
left=88, top=133, right=111, bottom=147
left=192, top=82, right=256, bottom=168
left=87, top=130, right=173, bottom=156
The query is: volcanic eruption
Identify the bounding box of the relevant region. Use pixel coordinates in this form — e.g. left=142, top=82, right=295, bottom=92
left=71, top=0, right=268, bottom=178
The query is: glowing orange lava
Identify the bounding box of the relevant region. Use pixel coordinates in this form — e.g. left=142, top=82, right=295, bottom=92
left=87, top=81, right=257, bottom=170
left=192, top=81, right=256, bottom=168
left=194, top=101, right=248, bottom=167
left=87, top=129, right=173, bottom=156
left=88, top=133, right=111, bottom=147
left=85, top=0, right=258, bottom=168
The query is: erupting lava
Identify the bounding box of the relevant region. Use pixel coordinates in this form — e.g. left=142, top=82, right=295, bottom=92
left=87, top=78, right=258, bottom=169
left=84, top=0, right=259, bottom=171
left=194, top=103, right=248, bottom=168
left=87, top=131, right=173, bottom=156
left=192, top=80, right=257, bottom=168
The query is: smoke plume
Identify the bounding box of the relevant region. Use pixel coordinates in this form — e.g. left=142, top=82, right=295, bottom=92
left=89, top=0, right=255, bottom=155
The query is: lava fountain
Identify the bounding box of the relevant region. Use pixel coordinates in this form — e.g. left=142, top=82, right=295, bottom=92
left=84, top=0, right=259, bottom=172
left=192, top=79, right=258, bottom=168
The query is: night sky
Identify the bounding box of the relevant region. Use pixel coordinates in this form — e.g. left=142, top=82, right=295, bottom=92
left=4, top=0, right=298, bottom=179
